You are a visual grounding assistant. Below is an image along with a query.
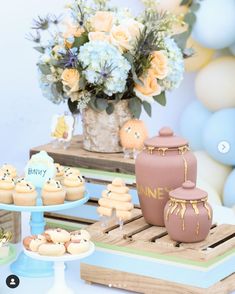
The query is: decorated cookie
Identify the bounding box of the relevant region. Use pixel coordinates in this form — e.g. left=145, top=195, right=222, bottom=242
left=23, top=234, right=47, bottom=252
left=70, top=229, right=90, bottom=242
left=0, top=173, right=15, bottom=204
left=38, top=243, right=66, bottom=256
left=65, top=239, right=90, bottom=255
left=42, top=179, right=66, bottom=205
left=45, top=228, right=70, bottom=243
left=98, top=178, right=134, bottom=221
left=13, top=179, right=37, bottom=206
left=63, top=171, right=85, bottom=201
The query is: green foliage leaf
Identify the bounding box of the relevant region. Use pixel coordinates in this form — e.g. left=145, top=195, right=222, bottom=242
left=190, top=2, right=200, bottom=12
left=106, top=103, right=114, bottom=115
left=33, top=46, right=45, bottom=53
left=95, top=98, right=109, bottom=111
left=79, top=76, right=86, bottom=90
left=72, top=34, right=89, bottom=48
left=55, top=81, right=63, bottom=93
left=184, top=12, right=196, bottom=27
left=68, top=99, right=79, bottom=114
left=153, top=92, right=166, bottom=106
left=38, top=63, right=51, bottom=75
left=128, top=97, right=142, bottom=118
left=173, top=30, right=191, bottom=51
left=142, top=101, right=152, bottom=117
left=180, top=0, right=193, bottom=6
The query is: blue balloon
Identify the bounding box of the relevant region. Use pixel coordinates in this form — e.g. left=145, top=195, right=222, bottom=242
left=192, top=0, right=235, bottom=49
left=203, top=109, right=235, bottom=165
left=223, top=169, right=235, bottom=207
left=180, top=101, right=211, bottom=150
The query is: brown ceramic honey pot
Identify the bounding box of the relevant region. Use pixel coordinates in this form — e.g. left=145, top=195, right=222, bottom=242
left=164, top=181, right=213, bottom=243
left=135, top=127, right=197, bottom=226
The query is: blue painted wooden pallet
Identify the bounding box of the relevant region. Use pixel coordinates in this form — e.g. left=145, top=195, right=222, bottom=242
left=80, top=209, right=235, bottom=294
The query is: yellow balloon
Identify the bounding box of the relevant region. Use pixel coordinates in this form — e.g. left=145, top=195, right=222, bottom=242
left=195, top=57, right=235, bottom=111
left=185, top=37, right=214, bottom=72
left=197, top=177, right=222, bottom=206
left=194, top=151, right=232, bottom=197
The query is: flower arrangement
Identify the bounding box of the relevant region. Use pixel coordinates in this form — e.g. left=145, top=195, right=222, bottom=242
left=0, top=228, right=12, bottom=247
left=28, top=0, right=191, bottom=117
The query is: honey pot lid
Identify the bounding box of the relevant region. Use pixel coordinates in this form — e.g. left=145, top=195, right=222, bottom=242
left=169, top=181, right=208, bottom=201
left=144, top=127, right=188, bottom=148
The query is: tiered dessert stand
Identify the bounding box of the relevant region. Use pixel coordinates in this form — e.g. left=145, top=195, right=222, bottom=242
left=0, top=193, right=89, bottom=277
left=24, top=243, right=95, bottom=294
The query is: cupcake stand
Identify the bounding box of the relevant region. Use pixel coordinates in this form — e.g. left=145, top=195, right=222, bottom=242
left=0, top=196, right=89, bottom=277
left=24, top=243, right=95, bottom=294
left=0, top=151, right=92, bottom=278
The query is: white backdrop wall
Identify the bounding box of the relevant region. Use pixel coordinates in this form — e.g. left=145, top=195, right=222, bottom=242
left=0, top=0, right=196, bottom=172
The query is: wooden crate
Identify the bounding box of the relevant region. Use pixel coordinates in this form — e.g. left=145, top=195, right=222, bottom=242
left=0, top=211, right=21, bottom=243
left=80, top=209, right=235, bottom=294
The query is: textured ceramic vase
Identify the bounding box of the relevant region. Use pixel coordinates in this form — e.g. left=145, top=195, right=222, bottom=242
left=164, top=181, right=213, bottom=243
left=135, top=127, right=197, bottom=226
left=82, top=100, right=132, bottom=153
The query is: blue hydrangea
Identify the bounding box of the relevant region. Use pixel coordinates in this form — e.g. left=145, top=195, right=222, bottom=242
left=159, top=37, right=184, bottom=91
left=78, top=41, right=131, bottom=96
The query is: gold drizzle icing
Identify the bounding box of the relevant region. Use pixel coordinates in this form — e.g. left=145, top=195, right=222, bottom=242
left=145, top=145, right=190, bottom=156
left=166, top=197, right=211, bottom=233
left=204, top=202, right=212, bottom=220
left=196, top=221, right=200, bottom=235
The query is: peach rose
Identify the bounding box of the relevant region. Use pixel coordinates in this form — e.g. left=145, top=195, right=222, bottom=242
left=61, top=69, right=80, bottom=93
left=63, top=24, right=84, bottom=38
left=121, top=19, right=144, bottom=40
left=90, top=11, right=113, bottom=32
left=150, top=51, right=168, bottom=80
left=110, top=25, right=132, bottom=52
left=134, top=70, right=161, bottom=103
left=88, top=32, right=110, bottom=42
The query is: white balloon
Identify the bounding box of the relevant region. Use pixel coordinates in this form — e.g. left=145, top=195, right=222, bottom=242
left=192, top=0, right=235, bottom=49
left=194, top=151, right=232, bottom=196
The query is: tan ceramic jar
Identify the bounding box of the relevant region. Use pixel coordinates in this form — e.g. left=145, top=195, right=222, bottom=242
left=135, top=127, right=197, bottom=226
left=164, top=181, right=213, bottom=243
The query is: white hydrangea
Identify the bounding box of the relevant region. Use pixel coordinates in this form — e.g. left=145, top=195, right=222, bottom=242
left=78, top=41, right=131, bottom=96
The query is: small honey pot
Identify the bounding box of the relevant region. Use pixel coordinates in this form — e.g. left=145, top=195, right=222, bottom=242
left=164, top=180, right=213, bottom=243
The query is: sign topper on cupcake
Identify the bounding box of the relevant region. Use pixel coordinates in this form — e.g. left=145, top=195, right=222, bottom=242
left=25, top=151, right=56, bottom=188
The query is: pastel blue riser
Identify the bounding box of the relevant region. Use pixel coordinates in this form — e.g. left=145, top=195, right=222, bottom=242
left=86, top=182, right=139, bottom=205
left=84, top=249, right=235, bottom=288
left=53, top=203, right=100, bottom=221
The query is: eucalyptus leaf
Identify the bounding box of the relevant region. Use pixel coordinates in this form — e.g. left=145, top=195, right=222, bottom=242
left=173, top=30, right=191, bottom=51
left=106, top=103, right=114, bottom=115
left=184, top=12, right=196, bottom=27
left=79, top=76, right=86, bottom=90
left=128, top=97, right=142, bottom=118
left=55, top=81, right=63, bottom=94
left=89, top=96, right=98, bottom=112
left=153, top=92, right=166, bottom=106
left=190, top=2, right=200, bottom=12
left=180, top=0, right=192, bottom=6
left=33, top=46, right=45, bottom=54
left=38, top=63, right=51, bottom=75
left=142, top=101, right=152, bottom=117
left=95, top=98, right=108, bottom=111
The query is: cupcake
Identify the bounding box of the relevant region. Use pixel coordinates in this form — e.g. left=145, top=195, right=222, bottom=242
left=0, top=173, right=15, bottom=204
left=42, top=179, right=65, bottom=205
left=13, top=179, right=37, bottom=206
left=63, top=171, right=85, bottom=201
left=54, top=163, right=64, bottom=182
left=0, top=164, right=17, bottom=178
left=64, top=167, right=81, bottom=176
